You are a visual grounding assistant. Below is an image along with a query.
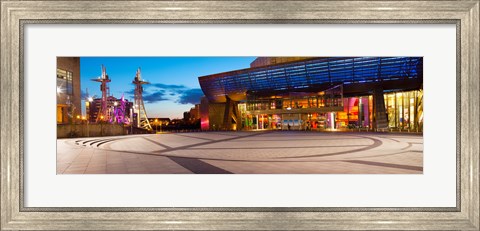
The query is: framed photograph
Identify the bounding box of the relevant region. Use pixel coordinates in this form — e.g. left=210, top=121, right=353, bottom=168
left=56, top=56, right=424, bottom=175
left=1, top=0, right=478, bottom=230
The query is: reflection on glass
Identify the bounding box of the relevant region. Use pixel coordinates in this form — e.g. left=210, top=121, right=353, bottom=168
left=242, top=89, right=423, bottom=131
left=383, top=90, right=423, bottom=131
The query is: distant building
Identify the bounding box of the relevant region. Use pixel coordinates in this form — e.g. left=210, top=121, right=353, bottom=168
left=87, top=96, right=133, bottom=123
left=190, top=104, right=200, bottom=120
left=56, top=57, right=81, bottom=124
left=170, top=119, right=183, bottom=125
left=183, top=104, right=200, bottom=122
left=147, top=117, right=170, bottom=131
left=148, top=117, right=171, bottom=126
left=183, top=111, right=191, bottom=121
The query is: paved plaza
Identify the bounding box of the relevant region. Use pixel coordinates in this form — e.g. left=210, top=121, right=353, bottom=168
left=57, top=131, right=423, bottom=174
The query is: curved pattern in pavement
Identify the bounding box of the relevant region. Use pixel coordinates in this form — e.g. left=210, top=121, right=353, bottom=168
left=58, top=131, right=423, bottom=174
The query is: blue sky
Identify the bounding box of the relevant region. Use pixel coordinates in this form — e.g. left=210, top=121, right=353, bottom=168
left=80, top=57, right=256, bottom=119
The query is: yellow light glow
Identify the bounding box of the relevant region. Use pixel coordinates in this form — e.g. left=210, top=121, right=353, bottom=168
left=330, top=112, right=335, bottom=130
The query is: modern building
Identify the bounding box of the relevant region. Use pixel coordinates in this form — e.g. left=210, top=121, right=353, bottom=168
left=87, top=96, right=133, bottom=124
left=57, top=57, right=81, bottom=124
left=198, top=57, right=423, bottom=131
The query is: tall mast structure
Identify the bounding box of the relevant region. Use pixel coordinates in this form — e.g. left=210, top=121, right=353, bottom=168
left=92, top=65, right=111, bottom=122
left=132, top=67, right=152, bottom=131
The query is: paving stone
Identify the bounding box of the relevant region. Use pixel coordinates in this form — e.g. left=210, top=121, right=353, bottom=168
left=57, top=131, right=423, bottom=174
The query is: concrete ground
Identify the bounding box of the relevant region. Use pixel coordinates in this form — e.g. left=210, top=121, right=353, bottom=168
left=57, top=131, right=423, bottom=174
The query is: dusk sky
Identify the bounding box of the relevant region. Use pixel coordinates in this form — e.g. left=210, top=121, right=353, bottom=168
left=80, top=57, right=256, bottom=119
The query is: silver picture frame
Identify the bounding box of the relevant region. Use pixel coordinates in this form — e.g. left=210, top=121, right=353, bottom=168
left=1, top=0, right=478, bottom=230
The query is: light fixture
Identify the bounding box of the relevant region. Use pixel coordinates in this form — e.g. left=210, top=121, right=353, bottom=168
left=330, top=112, right=335, bottom=130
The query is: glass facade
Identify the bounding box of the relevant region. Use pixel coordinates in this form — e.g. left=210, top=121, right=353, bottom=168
left=337, top=96, right=373, bottom=129
left=246, top=85, right=343, bottom=111
left=240, top=89, right=423, bottom=131
left=384, top=90, right=423, bottom=131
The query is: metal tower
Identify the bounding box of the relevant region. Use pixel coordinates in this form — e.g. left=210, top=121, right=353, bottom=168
left=132, top=67, right=153, bottom=131
left=92, top=65, right=111, bottom=122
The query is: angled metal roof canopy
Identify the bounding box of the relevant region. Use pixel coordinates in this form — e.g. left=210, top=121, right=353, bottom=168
left=199, top=57, right=423, bottom=103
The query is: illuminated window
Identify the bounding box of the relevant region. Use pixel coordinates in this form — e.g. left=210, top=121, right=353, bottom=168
left=383, top=90, right=423, bottom=130
left=56, top=68, right=73, bottom=96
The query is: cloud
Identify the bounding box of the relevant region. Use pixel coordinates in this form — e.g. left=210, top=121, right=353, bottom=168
left=124, top=89, right=136, bottom=96
left=177, top=88, right=204, bottom=105
left=143, top=90, right=169, bottom=103
left=124, top=86, right=152, bottom=97
left=127, top=83, right=185, bottom=95
left=152, top=83, right=187, bottom=90
left=125, top=82, right=204, bottom=105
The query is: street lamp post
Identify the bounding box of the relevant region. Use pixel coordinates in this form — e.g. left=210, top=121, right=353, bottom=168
left=113, top=101, right=118, bottom=124
left=100, top=115, right=104, bottom=136
left=130, top=107, right=134, bottom=135
left=66, top=95, right=73, bottom=135
left=81, top=116, right=87, bottom=136
left=86, top=97, right=93, bottom=137
left=75, top=115, right=80, bottom=135
left=155, top=119, right=158, bottom=133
